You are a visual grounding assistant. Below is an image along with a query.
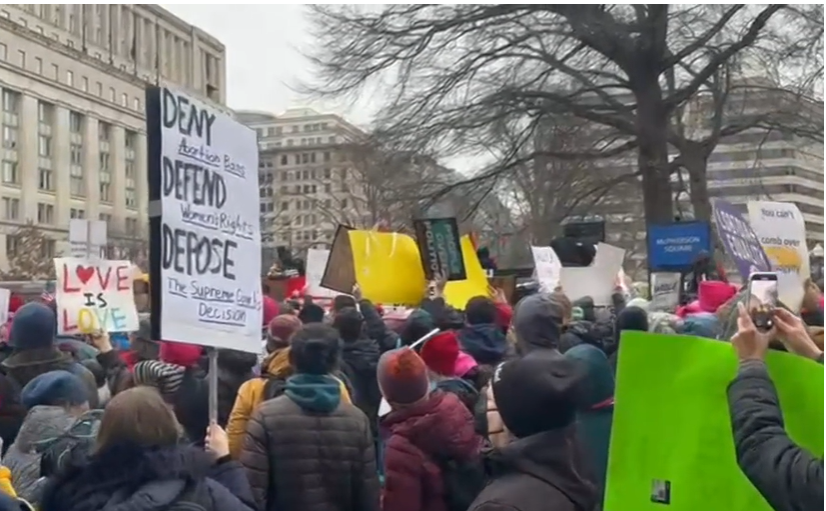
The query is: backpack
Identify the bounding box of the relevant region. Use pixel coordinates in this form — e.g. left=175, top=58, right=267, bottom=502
left=436, top=379, right=489, bottom=440
left=37, top=410, right=103, bottom=478
left=262, top=376, right=288, bottom=401
left=437, top=457, right=487, bottom=511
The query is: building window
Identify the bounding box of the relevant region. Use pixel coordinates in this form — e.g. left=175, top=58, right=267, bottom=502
left=66, top=70, right=73, bottom=86
left=51, top=63, right=58, bottom=79
left=37, top=134, right=51, bottom=158
left=125, top=131, right=137, bottom=209
left=99, top=148, right=111, bottom=202
left=125, top=218, right=138, bottom=235
left=34, top=57, right=42, bottom=74
left=70, top=208, right=86, bottom=219
left=81, top=76, right=88, bottom=92
left=96, top=82, right=103, bottom=97
left=37, top=101, right=53, bottom=125
left=2, top=198, right=18, bottom=220
left=99, top=121, right=110, bottom=141
left=2, top=89, right=18, bottom=113
left=109, top=87, right=115, bottom=102
left=121, top=93, right=127, bottom=107
left=133, top=97, right=140, bottom=110
left=37, top=203, right=54, bottom=224
left=1, top=160, right=18, bottom=184
left=99, top=213, right=112, bottom=224
left=17, top=50, right=25, bottom=68
left=0, top=43, right=6, bottom=60
left=69, top=111, right=83, bottom=133
left=38, top=167, right=53, bottom=191
left=1, top=126, right=17, bottom=150
left=69, top=143, right=82, bottom=166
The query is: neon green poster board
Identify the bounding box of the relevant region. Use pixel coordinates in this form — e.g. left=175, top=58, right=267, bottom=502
left=604, top=332, right=823, bottom=511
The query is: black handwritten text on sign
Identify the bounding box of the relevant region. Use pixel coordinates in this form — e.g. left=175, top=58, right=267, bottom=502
left=163, top=89, right=216, bottom=146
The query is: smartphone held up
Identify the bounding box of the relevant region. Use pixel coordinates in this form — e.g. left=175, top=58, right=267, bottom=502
left=748, top=272, right=779, bottom=332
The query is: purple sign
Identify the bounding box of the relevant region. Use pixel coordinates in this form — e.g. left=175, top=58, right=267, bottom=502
left=713, top=200, right=771, bottom=278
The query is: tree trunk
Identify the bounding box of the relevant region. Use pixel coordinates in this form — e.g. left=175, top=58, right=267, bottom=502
left=680, top=143, right=713, bottom=222
left=635, top=85, right=674, bottom=224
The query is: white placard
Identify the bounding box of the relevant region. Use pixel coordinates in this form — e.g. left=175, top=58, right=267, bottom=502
left=0, top=288, right=10, bottom=327
left=650, top=272, right=681, bottom=312
left=747, top=201, right=810, bottom=311
left=54, top=258, right=139, bottom=334
left=558, top=243, right=626, bottom=306
left=306, top=248, right=338, bottom=298
left=69, top=219, right=108, bottom=259
left=150, top=88, right=261, bottom=353
left=531, top=246, right=562, bottom=293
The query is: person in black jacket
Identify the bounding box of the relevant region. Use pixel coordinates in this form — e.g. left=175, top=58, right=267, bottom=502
left=728, top=303, right=823, bottom=511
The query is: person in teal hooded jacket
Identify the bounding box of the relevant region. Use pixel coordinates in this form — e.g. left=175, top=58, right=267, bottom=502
left=239, top=324, right=380, bottom=511
left=565, top=344, right=614, bottom=502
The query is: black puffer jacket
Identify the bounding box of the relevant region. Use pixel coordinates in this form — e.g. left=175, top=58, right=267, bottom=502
left=340, top=338, right=382, bottom=429
left=39, top=443, right=256, bottom=511
left=239, top=379, right=380, bottom=511
left=215, top=349, right=257, bottom=427
left=727, top=359, right=824, bottom=511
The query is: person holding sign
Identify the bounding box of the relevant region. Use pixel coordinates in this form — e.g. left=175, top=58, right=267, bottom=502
left=728, top=303, right=823, bottom=511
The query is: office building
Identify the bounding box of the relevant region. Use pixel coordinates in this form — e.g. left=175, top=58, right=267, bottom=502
left=0, top=4, right=225, bottom=272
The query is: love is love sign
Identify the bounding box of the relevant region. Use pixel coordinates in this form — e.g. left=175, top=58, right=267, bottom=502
left=54, top=258, right=139, bottom=334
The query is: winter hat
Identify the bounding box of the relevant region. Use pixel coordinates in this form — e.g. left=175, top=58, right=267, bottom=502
left=268, top=314, right=302, bottom=351
left=20, top=370, right=89, bottom=409
left=625, top=298, right=650, bottom=312
left=133, top=360, right=186, bottom=397
left=614, top=306, right=649, bottom=343
left=333, top=295, right=357, bottom=313
left=682, top=313, right=719, bottom=339
left=512, top=294, right=562, bottom=354
left=648, top=312, right=682, bottom=334
left=698, top=281, right=737, bottom=313
left=564, top=344, right=614, bottom=407
left=332, top=307, right=364, bottom=343
left=492, top=350, right=583, bottom=438
left=420, top=331, right=460, bottom=376
left=377, top=349, right=430, bottom=405
left=453, top=352, right=478, bottom=377
left=159, top=341, right=202, bottom=368
left=262, top=296, right=278, bottom=327
left=298, top=303, right=326, bottom=324
left=9, top=302, right=56, bottom=351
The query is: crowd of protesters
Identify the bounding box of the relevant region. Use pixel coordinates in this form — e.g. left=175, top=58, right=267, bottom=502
left=0, top=269, right=819, bottom=511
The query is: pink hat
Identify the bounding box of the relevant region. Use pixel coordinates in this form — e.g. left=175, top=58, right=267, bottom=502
left=698, top=281, right=737, bottom=313
left=453, top=351, right=478, bottom=377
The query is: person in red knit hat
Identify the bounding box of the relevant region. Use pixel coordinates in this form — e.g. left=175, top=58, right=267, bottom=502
left=420, top=331, right=489, bottom=435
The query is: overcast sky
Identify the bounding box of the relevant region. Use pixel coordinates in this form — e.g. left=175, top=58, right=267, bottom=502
left=163, top=4, right=374, bottom=127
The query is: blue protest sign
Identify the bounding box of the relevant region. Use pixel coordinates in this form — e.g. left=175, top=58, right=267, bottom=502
left=648, top=222, right=711, bottom=271
left=712, top=200, right=771, bottom=278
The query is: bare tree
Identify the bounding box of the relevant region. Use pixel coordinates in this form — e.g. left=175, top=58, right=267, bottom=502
left=1, top=222, right=56, bottom=280
left=304, top=5, right=799, bottom=225
left=106, top=231, right=149, bottom=271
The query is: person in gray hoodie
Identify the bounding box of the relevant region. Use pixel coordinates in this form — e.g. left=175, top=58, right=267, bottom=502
left=3, top=370, right=90, bottom=503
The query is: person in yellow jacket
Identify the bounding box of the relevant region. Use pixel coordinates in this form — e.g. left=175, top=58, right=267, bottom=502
left=0, top=467, right=35, bottom=511
left=227, top=315, right=351, bottom=458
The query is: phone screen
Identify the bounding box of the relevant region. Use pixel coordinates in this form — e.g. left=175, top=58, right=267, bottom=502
left=748, top=274, right=778, bottom=331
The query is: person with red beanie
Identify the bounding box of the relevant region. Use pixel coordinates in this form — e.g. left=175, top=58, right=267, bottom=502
left=420, top=331, right=488, bottom=435
left=379, top=348, right=481, bottom=511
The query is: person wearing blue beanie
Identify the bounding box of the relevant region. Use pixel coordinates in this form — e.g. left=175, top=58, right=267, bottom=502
left=19, top=371, right=89, bottom=410
left=0, top=303, right=99, bottom=452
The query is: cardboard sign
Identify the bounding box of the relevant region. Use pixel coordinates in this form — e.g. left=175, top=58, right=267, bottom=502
left=531, top=246, right=562, bottom=292
left=413, top=217, right=466, bottom=281
left=607, top=331, right=823, bottom=511
left=559, top=243, right=626, bottom=306
left=68, top=219, right=108, bottom=259
left=747, top=201, right=809, bottom=311
left=55, top=258, right=139, bottom=334
left=320, top=225, right=357, bottom=294
left=650, top=272, right=681, bottom=311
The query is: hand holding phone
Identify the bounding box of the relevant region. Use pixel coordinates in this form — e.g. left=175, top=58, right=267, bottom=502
left=747, top=272, right=778, bottom=332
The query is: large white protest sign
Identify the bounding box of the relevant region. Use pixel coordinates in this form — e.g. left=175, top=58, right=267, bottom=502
left=54, top=258, right=139, bottom=334
left=531, top=246, right=562, bottom=293
left=68, top=219, right=108, bottom=259
left=747, top=201, right=809, bottom=311
left=306, top=248, right=339, bottom=299
left=650, top=272, right=681, bottom=312
left=146, top=88, right=261, bottom=353
left=559, top=243, right=626, bottom=306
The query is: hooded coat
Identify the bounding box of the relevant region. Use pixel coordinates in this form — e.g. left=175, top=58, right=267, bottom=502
left=2, top=406, right=78, bottom=503
left=239, top=373, right=380, bottom=511
left=458, top=325, right=509, bottom=366
left=226, top=349, right=351, bottom=459
left=564, top=345, right=614, bottom=500
left=512, top=294, right=562, bottom=356
left=340, top=338, right=382, bottom=429
left=381, top=391, right=481, bottom=511
left=38, top=443, right=256, bottom=511
left=468, top=429, right=598, bottom=511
